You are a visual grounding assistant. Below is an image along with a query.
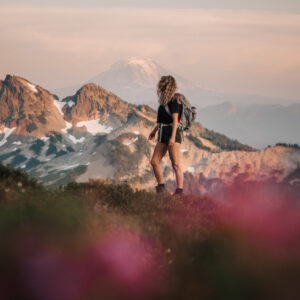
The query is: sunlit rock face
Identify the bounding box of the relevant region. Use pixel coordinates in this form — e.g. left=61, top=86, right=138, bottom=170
left=0, top=75, right=66, bottom=137
left=62, top=83, right=136, bottom=127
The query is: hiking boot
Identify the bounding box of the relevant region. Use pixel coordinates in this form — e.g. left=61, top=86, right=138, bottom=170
left=156, top=184, right=166, bottom=193
left=172, top=188, right=183, bottom=196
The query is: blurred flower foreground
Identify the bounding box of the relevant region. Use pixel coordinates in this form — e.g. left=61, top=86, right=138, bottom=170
left=0, top=162, right=299, bottom=300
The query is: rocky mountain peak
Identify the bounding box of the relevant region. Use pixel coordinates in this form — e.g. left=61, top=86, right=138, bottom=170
left=62, top=83, right=136, bottom=125
left=3, top=74, right=41, bottom=95
left=0, top=75, right=66, bottom=136
left=76, top=82, right=107, bottom=96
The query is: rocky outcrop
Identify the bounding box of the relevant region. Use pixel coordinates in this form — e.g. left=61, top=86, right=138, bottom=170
left=62, top=83, right=136, bottom=125
left=0, top=75, right=66, bottom=137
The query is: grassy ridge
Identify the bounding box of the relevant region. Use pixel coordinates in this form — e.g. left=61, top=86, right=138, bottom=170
left=0, top=163, right=299, bottom=300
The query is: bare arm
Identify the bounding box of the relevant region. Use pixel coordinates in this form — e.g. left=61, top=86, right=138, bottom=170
left=153, top=124, right=158, bottom=133
left=169, top=113, right=179, bottom=146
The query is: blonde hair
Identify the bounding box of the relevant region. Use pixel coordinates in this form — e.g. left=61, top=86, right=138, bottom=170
left=157, top=75, right=180, bottom=105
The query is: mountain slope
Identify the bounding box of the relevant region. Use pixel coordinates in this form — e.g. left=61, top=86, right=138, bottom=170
left=197, top=101, right=300, bottom=149
left=2, top=74, right=300, bottom=196
left=173, top=145, right=300, bottom=196
left=0, top=74, right=258, bottom=191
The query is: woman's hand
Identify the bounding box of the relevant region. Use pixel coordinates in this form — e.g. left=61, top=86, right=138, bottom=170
left=148, top=130, right=156, bottom=140
left=148, top=125, right=158, bottom=141
left=168, top=136, right=175, bottom=147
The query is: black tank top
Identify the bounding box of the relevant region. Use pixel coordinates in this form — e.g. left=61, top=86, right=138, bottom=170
left=157, top=97, right=182, bottom=124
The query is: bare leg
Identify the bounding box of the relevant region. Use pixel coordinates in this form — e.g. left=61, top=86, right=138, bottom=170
left=150, top=142, right=168, bottom=184
left=168, top=142, right=183, bottom=189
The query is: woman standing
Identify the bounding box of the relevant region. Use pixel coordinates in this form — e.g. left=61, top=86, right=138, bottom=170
left=148, top=75, right=184, bottom=195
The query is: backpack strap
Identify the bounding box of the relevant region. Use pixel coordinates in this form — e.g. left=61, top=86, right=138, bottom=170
left=164, top=104, right=171, bottom=116
left=165, top=98, right=182, bottom=122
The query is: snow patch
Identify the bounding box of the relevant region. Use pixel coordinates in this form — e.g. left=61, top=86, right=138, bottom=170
left=13, top=141, right=22, bottom=145
left=68, top=101, right=75, bottom=107
left=76, top=118, right=113, bottom=135
left=53, top=99, right=67, bottom=115
left=61, top=163, right=80, bottom=170
left=123, top=137, right=138, bottom=146
left=0, top=127, right=16, bottom=147
left=134, top=130, right=140, bottom=135
left=40, top=136, right=50, bottom=142
left=68, top=134, right=85, bottom=144
left=128, top=57, right=157, bottom=76
left=12, top=148, right=17, bottom=151
left=187, top=166, right=195, bottom=173
left=21, top=164, right=26, bottom=169
left=180, top=148, right=188, bottom=153
left=61, top=121, right=72, bottom=134
left=27, top=82, right=38, bottom=93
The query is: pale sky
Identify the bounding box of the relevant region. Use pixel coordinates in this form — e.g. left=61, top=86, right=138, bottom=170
left=1, top=1, right=300, bottom=101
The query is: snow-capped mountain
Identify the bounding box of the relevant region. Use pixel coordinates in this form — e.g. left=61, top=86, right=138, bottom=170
left=1, top=74, right=300, bottom=195
left=52, top=57, right=201, bottom=108
left=91, top=57, right=166, bottom=89
left=52, top=57, right=297, bottom=110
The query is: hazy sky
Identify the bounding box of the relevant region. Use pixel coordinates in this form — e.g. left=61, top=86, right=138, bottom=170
left=2, top=1, right=300, bottom=12
left=1, top=1, right=300, bottom=101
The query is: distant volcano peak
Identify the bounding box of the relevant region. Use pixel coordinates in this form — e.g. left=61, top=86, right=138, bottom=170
left=51, top=57, right=200, bottom=104
left=101, top=57, right=166, bottom=88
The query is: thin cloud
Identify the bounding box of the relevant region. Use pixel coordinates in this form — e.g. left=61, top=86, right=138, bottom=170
left=0, top=6, right=300, bottom=100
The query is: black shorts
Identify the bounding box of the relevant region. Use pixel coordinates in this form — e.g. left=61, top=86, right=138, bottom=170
left=157, top=123, right=182, bottom=145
